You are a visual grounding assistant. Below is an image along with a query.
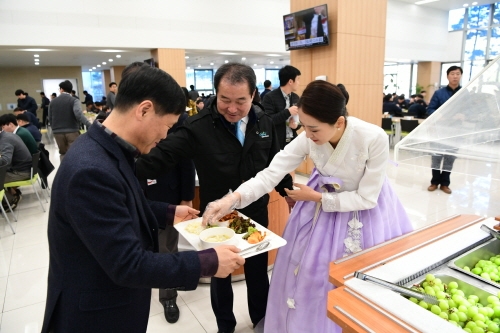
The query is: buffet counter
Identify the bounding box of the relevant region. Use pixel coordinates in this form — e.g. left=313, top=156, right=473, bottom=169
left=328, top=214, right=500, bottom=332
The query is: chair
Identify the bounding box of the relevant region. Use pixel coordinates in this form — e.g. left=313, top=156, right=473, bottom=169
left=4, top=152, right=47, bottom=212
left=400, top=119, right=419, bottom=138
left=0, top=164, right=17, bottom=234
left=381, top=117, right=395, bottom=146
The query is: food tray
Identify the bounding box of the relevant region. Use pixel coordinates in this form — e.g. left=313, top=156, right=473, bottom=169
left=448, top=239, right=500, bottom=289
left=174, top=213, right=287, bottom=259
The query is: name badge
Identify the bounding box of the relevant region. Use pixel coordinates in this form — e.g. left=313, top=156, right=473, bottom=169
left=147, top=179, right=157, bottom=186
left=259, top=131, right=269, bottom=138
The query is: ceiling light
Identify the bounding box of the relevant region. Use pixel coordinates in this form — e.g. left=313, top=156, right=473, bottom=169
left=414, top=0, right=439, bottom=4
left=35, top=63, right=39, bottom=65
left=102, top=62, right=106, bottom=65
left=185, top=56, right=190, bottom=59
left=187, top=66, right=191, bottom=69
left=34, top=54, right=39, bottom=58
left=98, top=49, right=125, bottom=53
left=471, top=1, right=477, bottom=4
left=270, top=61, right=274, bottom=64
left=275, top=66, right=279, bottom=68
left=19, top=48, right=52, bottom=52
left=210, top=62, right=214, bottom=65
left=97, top=65, right=101, bottom=67
left=254, top=64, right=257, bottom=66
left=225, top=60, right=229, bottom=63
left=266, top=54, right=281, bottom=57
left=198, top=64, right=201, bottom=68
left=108, top=59, right=113, bottom=62
left=242, top=57, right=246, bottom=60
left=35, top=61, right=39, bottom=64
left=219, top=52, right=237, bottom=55
left=116, top=55, right=121, bottom=58
left=92, top=67, right=96, bottom=69
left=89, top=69, right=92, bottom=71
left=463, top=3, right=469, bottom=6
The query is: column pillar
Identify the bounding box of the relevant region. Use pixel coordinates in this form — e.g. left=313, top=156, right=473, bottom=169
left=110, top=66, right=126, bottom=86
left=290, top=0, right=387, bottom=125
left=151, top=48, right=186, bottom=87
left=103, top=70, right=111, bottom=95
left=417, top=61, right=441, bottom=103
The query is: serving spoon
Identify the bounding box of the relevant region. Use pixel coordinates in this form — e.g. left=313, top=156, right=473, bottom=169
left=239, top=240, right=271, bottom=256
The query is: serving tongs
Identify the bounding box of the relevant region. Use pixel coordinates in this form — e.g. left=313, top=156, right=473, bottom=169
left=354, top=271, right=439, bottom=305
left=480, top=224, right=500, bottom=241
left=239, top=240, right=271, bottom=256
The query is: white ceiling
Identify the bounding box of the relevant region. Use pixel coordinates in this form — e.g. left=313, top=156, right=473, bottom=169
left=396, top=0, right=493, bottom=10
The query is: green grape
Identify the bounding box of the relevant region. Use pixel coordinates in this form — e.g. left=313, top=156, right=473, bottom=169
left=458, top=321, right=465, bottom=328
left=436, top=291, right=446, bottom=300
left=457, top=311, right=468, bottom=322
left=472, top=267, right=483, bottom=275
left=418, top=301, right=429, bottom=309
left=458, top=305, right=468, bottom=312
left=448, top=299, right=457, bottom=308
left=464, top=266, right=471, bottom=271
left=482, top=273, right=492, bottom=281
left=448, top=281, right=459, bottom=289
left=469, top=298, right=477, bottom=305
left=448, top=312, right=459, bottom=322
left=469, top=295, right=480, bottom=303
left=438, top=311, right=448, bottom=319
left=490, top=322, right=500, bottom=333
left=478, top=260, right=488, bottom=268
left=430, top=305, right=441, bottom=315
left=494, top=306, right=500, bottom=318
left=433, top=285, right=441, bottom=293
left=494, top=258, right=500, bottom=266
left=455, top=290, right=465, bottom=297
left=425, top=274, right=435, bottom=282
left=476, top=320, right=488, bottom=328
left=491, top=273, right=500, bottom=281
left=409, top=297, right=418, bottom=304
left=468, top=306, right=480, bottom=318
left=466, top=321, right=478, bottom=329
left=434, top=278, right=442, bottom=285
left=461, top=299, right=472, bottom=307
left=489, top=296, right=500, bottom=304
left=439, top=300, right=449, bottom=311
left=479, top=307, right=490, bottom=316
left=473, top=313, right=486, bottom=322
left=463, top=329, right=472, bottom=333
left=472, top=328, right=484, bottom=333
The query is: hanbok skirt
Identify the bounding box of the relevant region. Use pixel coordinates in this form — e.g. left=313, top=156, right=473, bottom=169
left=263, top=169, right=413, bottom=333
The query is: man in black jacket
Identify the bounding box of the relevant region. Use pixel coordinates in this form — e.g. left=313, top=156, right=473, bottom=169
left=82, top=90, right=93, bottom=105
left=15, top=89, right=38, bottom=116
left=136, top=62, right=293, bottom=333
left=261, top=65, right=301, bottom=149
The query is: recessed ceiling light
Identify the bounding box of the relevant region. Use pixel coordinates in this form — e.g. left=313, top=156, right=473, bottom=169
left=254, top=64, right=257, bottom=66
left=210, top=62, right=214, bottom=65
left=187, top=66, right=191, bottom=69
left=185, top=56, right=190, bottom=59
left=219, top=52, right=237, bottom=55
left=98, top=49, right=125, bottom=53
left=19, top=48, right=52, bottom=52
left=270, top=61, right=274, bottom=64
left=275, top=66, right=279, bottom=68
left=198, top=64, right=201, bottom=68
left=89, top=69, right=92, bottom=71
left=97, top=65, right=101, bottom=67
left=225, top=60, right=229, bottom=63
left=414, top=0, right=439, bottom=4
left=266, top=54, right=281, bottom=57
left=35, top=63, right=39, bottom=65
left=463, top=3, right=469, bottom=6
left=92, top=67, right=96, bottom=69
left=471, top=1, right=477, bottom=4
left=34, top=54, right=39, bottom=58
left=242, top=57, right=246, bottom=60
left=116, top=55, right=121, bottom=58
left=108, top=59, right=113, bottom=62
left=102, top=62, right=106, bottom=65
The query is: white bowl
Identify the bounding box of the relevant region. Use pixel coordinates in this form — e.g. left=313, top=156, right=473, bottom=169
left=199, top=227, right=237, bottom=249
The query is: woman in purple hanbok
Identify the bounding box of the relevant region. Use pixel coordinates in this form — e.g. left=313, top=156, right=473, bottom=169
left=204, top=81, right=413, bottom=333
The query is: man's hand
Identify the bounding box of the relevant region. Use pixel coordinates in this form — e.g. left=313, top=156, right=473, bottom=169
left=173, top=205, right=200, bottom=225
left=288, top=105, right=299, bottom=116
left=202, top=191, right=241, bottom=226
left=213, top=245, right=245, bottom=278
left=289, top=117, right=298, bottom=130
left=284, top=183, right=322, bottom=202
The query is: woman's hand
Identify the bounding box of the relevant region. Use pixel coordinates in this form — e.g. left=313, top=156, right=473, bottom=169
left=173, top=205, right=200, bottom=225
left=284, top=183, right=322, bottom=203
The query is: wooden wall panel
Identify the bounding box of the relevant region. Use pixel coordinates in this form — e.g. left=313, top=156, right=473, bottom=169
left=110, top=66, right=125, bottom=86
left=417, top=61, right=441, bottom=103
left=336, top=0, right=387, bottom=37
left=152, top=48, right=186, bottom=87
left=103, top=70, right=111, bottom=94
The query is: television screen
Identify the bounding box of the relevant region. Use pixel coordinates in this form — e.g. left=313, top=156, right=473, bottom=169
left=283, top=4, right=329, bottom=51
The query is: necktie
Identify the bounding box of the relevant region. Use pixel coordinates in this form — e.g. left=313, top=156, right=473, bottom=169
left=235, top=120, right=244, bottom=146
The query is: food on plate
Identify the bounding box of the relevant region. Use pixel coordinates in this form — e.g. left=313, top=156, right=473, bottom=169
left=243, top=227, right=266, bottom=244
left=204, top=234, right=231, bottom=243
left=229, top=216, right=255, bottom=234
left=219, top=210, right=239, bottom=222
left=185, top=221, right=205, bottom=235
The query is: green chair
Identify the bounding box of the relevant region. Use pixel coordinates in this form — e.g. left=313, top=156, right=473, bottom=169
left=4, top=152, right=46, bottom=212
left=0, top=164, right=17, bottom=234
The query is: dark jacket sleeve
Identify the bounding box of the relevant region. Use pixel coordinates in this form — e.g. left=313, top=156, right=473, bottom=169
left=426, top=91, right=443, bottom=115
left=262, top=91, right=292, bottom=125
left=26, top=97, right=38, bottom=114
left=267, top=119, right=293, bottom=196
left=173, top=113, right=196, bottom=202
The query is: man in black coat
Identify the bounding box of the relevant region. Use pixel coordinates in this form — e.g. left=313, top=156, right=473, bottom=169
left=41, top=63, right=244, bottom=333
left=15, top=89, right=38, bottom=116
left=82, top=90, right=93, bottom=105
left=261, top=65, right=302, bottom=150
left=136, top=62, right=294, bottom=333
left=40, top=92, right=50, bottom=127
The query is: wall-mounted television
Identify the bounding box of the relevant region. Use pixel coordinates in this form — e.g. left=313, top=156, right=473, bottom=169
left=283, top=4, right=329, bottom=51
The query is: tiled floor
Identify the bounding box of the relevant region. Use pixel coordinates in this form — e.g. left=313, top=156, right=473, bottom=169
left=0, top=139, right=498, bottom=333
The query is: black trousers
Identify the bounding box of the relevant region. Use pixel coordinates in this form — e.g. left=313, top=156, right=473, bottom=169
left=158, top=227, right=179, bottom=303
left=430, top=154, right=456, bottom=186
left=210, top=251, right=269, bottom=331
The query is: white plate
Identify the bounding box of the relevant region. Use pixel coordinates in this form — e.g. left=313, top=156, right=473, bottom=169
left=174, top=213, right=287, bottom=259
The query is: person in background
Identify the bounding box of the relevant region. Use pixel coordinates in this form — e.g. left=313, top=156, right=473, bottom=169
left=41, top=63, right=244, bottom=333
left=13, top=107, right=40, bottom=129
left=395, top=95, right=408, bottom=109
left=382, top=94, right=402, bottom=116
left=188, top=84, right=199, bottom=101
left=16, top=113, right=42, bottom=143
left=49, top=80, right=91, bottom=161
left=40, top=92, right=50, bottom=127
left=136, top=62, right=293, bottom=333
left=71, top=90, right=79, bottom=99
left=260, top=80, right=272, bottom=100
left=96, top=105, right=110, bottom=121
left=86, top=102, right=98, bottom=113
left=203, top=80, right=413, bottom=333
left=262, top=65, right=302, bottom=149
left=195, top=99, right=204, bottom=113
left=107, top=82, right=117, bottom=110
left=253, top=87, right=261, bottom=104
left=426, top=65, right=462, bottom=194
left=82, top=90, right=93, bottom=105
left=15, top=89, right=38, bottom=116
left=50, top=93, right=57, bottom=100
left=0, top=114, right=38, bottom=154
left=407, top=99, right=427, bottom=119
left=182, top=87, right=197, bottom=116
left=414, top=93, right=427, bottom=107
left=140, top=109, right=195, bottom=325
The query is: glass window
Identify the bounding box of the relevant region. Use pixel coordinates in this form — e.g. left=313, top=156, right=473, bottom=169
left=194, top=69, right=214, bottom=94
left=449, top=8, right=466, bottom=31
left=185, top=69, right=194, bottom=89
left=411, top=63, right=418, bottom=95
left=493, top=3, right=500, bottom=25
left=81, top=71, right=104, bottom=102
left=265, top=69, right=280, bottom=90
left=467, top=4, right=491, bottom=29
left=254, top=68, right=265, bottom=92
left=490, top=27, right=500, bottom=58
left=464, top=29, right=488, bottom=60
left=383, top=63, right=413, bottom=96
left=462, top=60, right=487, bottom=83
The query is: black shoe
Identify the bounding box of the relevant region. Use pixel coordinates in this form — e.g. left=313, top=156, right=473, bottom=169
left=163, top=299, right=179, bottom=323
left=217, top=329, right=235, bottom=333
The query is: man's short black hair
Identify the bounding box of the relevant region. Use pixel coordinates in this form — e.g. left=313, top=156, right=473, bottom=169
left=15, top=89, right=24, bottom=96
left=196, top=99, right=203, bottom=105
left=416, top=94, right=424, bottom=99
left=51, top=93, right=57, bottom=97
left=83, top=90, right=88, bottom=94
left=214, top=62, right=256, bottom=96
left=109, top=82, right=117, bottom=87
left=264, top=80, right=272, bottom=88
left=190, top=85, right=195, bottom=90
left=71, top=90, right=76, bottom=94
left=16, top=113, right=30, bottom=123
left=86, top=102, right=94, bottom=107
left=40, top=92, right=46, bottom=96
left=13, top=107, right=23, bottom=112
left=114, top=63, right=185, bottom=116
left=278, top=65, right=301, bottom=87
left=59, top=80, right=73, bottom=93
left=447, top=66, right=463, bottom=75
left=0, top=114, right=18, bottom=127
